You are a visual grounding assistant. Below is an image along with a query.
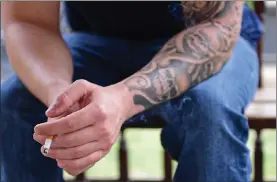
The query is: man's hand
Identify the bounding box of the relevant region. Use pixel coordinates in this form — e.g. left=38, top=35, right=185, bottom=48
left=33, top=79, right=130, bottom=176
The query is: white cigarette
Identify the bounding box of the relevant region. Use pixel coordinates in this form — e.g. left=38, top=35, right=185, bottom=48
left=42, top=136, right=53, bottom=155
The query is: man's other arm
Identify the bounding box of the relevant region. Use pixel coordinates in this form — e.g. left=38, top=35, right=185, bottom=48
left=118, top=2, right=244, bottom=117
left=2, top=2, right=73, bottom=106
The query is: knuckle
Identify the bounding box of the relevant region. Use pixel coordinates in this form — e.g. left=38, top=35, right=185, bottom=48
left=88, top=154, right=99, bottom=165
left=73, top=160, right=83, bottom=171
left=52, top=136, right=62, bottom=148
left=95, top=104, right=107, bottom=120
left=65, top=119, right=75, bottom=130
left=97, top=151, right=104, bottom=161
left=72, top=147, right=82, bottom=158
left=49, top=149, right=58, bottom=158
left=65, top=169, right=80, bottom=176
left=100, top=124, right=110, bottom=137
left=76, top=79, right=88, bottom=88
left=62, top=136, right=73, bottom=147
left=103, top=139, right=112, bottom=151
left=99, top=128, right=113, bottom=150
left=106, top=134, right=113, bottom=147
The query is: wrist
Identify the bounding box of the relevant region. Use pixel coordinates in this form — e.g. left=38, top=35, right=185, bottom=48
left=111, top=82, right=144, bottom=121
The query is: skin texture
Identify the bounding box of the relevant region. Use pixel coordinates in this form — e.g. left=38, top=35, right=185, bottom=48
left=32, top=1, right=245, bottom=176
left=34, top=80, right=129, bottom=176
left=2, top=2, right=72, bottom=106
left=123, top=1, right=243, bottom=112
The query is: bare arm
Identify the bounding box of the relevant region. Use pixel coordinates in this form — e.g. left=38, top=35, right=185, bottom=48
left=120, top=1, right=244, bottom=116
left=2, top=2, right=73, bottom=106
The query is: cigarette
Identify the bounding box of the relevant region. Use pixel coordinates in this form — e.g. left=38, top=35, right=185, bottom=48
left=42, top=136, right=53, bottom=155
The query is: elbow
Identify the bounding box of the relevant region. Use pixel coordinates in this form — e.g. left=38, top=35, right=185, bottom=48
left=214, top=25, right=242, bottom=72
left=225, top=28, right=242, bottom=60
left=213, top=47, right=233, bottom=75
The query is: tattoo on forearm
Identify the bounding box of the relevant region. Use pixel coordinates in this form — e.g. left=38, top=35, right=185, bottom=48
left=124, top=1, right=243, bottom=110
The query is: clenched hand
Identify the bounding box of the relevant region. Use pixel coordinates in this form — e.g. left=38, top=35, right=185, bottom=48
left=33, top=79, right=132, bottom=176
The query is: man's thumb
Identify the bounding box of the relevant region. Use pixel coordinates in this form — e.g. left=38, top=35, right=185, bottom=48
left=45, top=79, right=94, bottom=117
left=45, top=93, right=71, bottom=118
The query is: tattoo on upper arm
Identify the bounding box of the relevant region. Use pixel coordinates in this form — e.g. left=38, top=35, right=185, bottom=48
left=181, top=1, right=233, bottom=26
left=124, top=1, right=244, bottom=110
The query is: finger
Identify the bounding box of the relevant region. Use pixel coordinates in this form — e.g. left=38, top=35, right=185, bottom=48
left=57, top=150, right=105, bottom=174
left=34, top=124, right=103, bottom=148
left=53, top=125, right=105, bottom=148
left=35, top=104, right=104, bottom=135
left=33, top=133, right=47, bottom=145
left=48, top=103, right=81, bottom=121
left=46, top=80, right=97, bottom=117
left=63, top=163, right=94, bottom=177
left=33, top=134, right=59, bottom=148
left=41, top=141, right=103, bottom=160
left=34, top=119, right=107, bottom=148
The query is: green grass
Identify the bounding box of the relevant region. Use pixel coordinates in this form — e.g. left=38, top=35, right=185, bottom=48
left=64, top=129, right=276, bottom=181
left=246, top=1, right=255, bottom=10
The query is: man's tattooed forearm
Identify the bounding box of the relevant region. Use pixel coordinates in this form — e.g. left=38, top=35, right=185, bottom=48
left=124, top=1, right=243, bottom=110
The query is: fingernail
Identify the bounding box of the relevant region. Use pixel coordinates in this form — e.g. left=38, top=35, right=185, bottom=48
left=46, top=107, right=54, bottom=115
left=46, top=101, right=58, bottom=114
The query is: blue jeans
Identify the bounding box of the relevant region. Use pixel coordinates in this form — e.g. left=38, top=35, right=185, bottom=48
left=1, top=33, right=259, bottom=182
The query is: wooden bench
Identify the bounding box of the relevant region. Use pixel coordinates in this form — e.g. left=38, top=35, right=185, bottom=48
left=246, top=102, right=276, bottom=182
left=253, top=88, right=276, bottom=103
left=65, top=1, right=276, bottom=182
left=245, top=3, right=277, bottom=181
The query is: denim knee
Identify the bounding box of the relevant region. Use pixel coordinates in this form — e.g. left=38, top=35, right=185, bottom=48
left=160, top=85, right=250, bottom=161
left=1, top=76, right=61, bottom=182
left=186, top=87, right=249, bottom=142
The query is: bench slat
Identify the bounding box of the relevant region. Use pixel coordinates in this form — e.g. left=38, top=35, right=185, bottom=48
left=246, top=102, right=276, bottom=129
left=253, top=88, right=276, bottom=103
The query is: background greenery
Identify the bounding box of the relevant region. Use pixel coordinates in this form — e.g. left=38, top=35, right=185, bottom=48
left=64, top=129, right=276, bottom=181
left=246, top=1, right=255, bottom=9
